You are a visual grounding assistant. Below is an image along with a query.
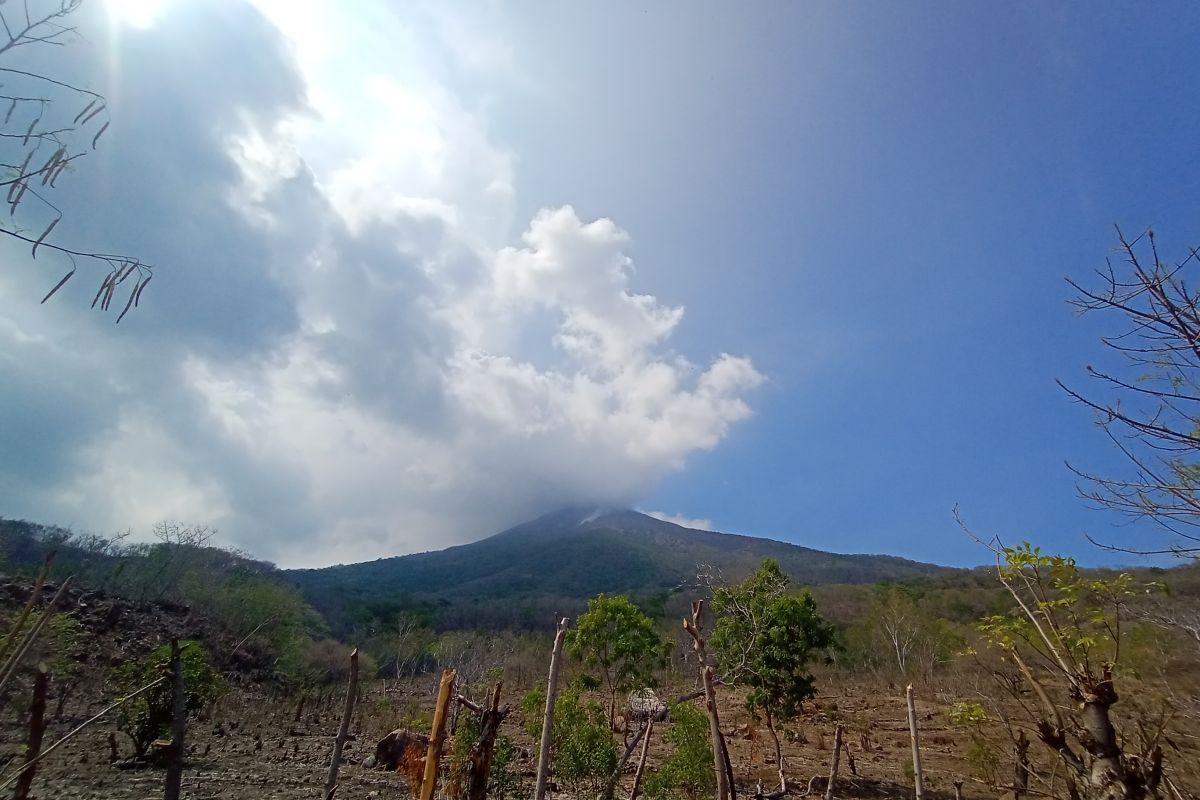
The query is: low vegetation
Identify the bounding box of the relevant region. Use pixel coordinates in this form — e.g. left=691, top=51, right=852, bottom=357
left=0, top=516, right=1196, bottom=799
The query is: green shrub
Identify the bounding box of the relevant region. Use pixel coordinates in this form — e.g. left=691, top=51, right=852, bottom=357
left=519, top=685, right=616, bottom=794
left=946, top=701, right=998, bottom=786
left=553, top=690, right=617, bottom=795
left=946, top=701, right=988, bottom=726
left=110, top=641, right=225, bottom=759
left=490, top=734, right=524, bottom=800
left=520, top=686, right=545, bottom=740
left=644, top=702, right=715, bottom=800
left=447, top=711, right=480, bottom=799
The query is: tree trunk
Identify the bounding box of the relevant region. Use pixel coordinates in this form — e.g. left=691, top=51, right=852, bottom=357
left=1078, top=686, right=1137, bottom=800
left=684, top=600, right=732, bottom=800
left=14, top=665, right=48, bottom=800
left=535, top=618, right=569, bottom=800
left=609, top=684, right=618, bottom=733
left=324, top=648, right=359, bottom=800
left=466, top=682, right=506, bottom=800
left=765, top=710, right=785, bottom=794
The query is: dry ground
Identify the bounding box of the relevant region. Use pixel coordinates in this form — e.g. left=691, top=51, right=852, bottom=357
left=4, top=670, right=1196, bottom=800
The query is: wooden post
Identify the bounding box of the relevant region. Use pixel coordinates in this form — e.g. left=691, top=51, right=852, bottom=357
left=13, top=664, right=49, bottom=800
left=629, top=718, right=654, bottom=800
left=953, top=780, right=964, bottom=800
left=684, top=600, right=732, bottom=800
left=905, top=684, right=924, bottom=800
left=164, top=639, right=186, bottom=800
left=466, top=682, right=507, bottom=800
left=324, top=647, right=360, bottom=800
left=0, top=552, right=54, bottom=668
left=420, top=668, right=457, bottom=800
left=535, top=618, right=569, bottom=800
left=824, top=723, right=844, bottom=800
left=0, top=577, right=72, bottom=703
left=1014, top=730, right=1030, bottom=800
left=0, top=675, right=167, bottom=792
left=294, top=691, right=307, bottom=723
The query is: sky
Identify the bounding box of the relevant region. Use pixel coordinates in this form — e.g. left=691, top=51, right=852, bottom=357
left=2, top=0, right=1199, bottom=568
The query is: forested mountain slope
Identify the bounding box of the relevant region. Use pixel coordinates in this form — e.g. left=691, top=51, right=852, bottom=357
left=287, top=508, right=957, bottom=632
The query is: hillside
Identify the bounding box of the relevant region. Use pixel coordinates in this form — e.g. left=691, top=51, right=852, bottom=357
left=287, top=508, right=958, bottom=632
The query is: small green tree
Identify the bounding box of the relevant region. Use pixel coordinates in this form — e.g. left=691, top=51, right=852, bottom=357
left=976, top=543, right=1164, bottom=800
left=524, top=685, right=617, bottom=798
left=643, top=701, right=715, bottom=800
left=110, top=641, right=225, bottom=760
left=566, top=594, right=669, bottom=728
left=553, top=689, right=618, bottom=797
left=711, top=559, right=836, bottom=793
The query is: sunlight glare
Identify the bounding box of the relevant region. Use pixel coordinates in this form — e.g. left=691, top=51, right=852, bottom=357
left=105, top=0, right=169, bottom=29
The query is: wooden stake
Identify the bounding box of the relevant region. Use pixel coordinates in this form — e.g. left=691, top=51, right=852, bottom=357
left=0, top=553, right=54, bottom=669
left=164, top=639, right=186, bottom=800
left=13, top=665, right=48, bottom=800
left=905, top=685, right=924, bottom=800
left=0, top=577, right=72, bottom=702
left=629, top=718, right=654, bottom=800
left=535, top=618, right=569, bottom=800
left=324, top=647, right=360, bottom=800
left=0, top=675, right=166, bottom=790
left=824, top=723, right=844, bottom=800
left=1014, top=730, right=1029, bottom=800
left=420, top=668, right=457, bottom=800
left=953, top=779, right=964, bottom=800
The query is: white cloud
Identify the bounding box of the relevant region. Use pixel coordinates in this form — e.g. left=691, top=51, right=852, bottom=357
left=0, top=0, right=761, bottom=567
left=644, top=511, right=715, bottom=531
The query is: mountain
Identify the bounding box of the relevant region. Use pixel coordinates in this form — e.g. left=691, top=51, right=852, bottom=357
left=285, top=508, right=958, bottom=633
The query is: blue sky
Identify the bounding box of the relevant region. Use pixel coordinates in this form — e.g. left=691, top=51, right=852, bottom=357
left=2, top=1, right=1198, bottom=567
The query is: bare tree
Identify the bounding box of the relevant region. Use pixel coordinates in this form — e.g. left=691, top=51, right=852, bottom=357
left=1, top=0, right=152, bottom=319
left=1061, top=226, right=1200, bottom=557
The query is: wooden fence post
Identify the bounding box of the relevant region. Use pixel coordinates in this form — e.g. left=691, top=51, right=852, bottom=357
left=0, top=553, right=54, bottom=668
left=905, top=684, right=924, bottom=800
left=420, top=668, right=457, bottom=800
left=0, top=577, right=72, bottom=703
left=164, top=639, right=186, bottom=800
left=535, top=618, right=569, bottom=800
left=629, top=718, right=654, bottom=800
left=1014, top=729, right=1030, bottom=800
left=324, top=647, right=360, bottom=800
left=0, top=675, right=167, bottom=791
left=13, top=664, right=49, bottom=800
left=824, top=722, right=844, bottom=800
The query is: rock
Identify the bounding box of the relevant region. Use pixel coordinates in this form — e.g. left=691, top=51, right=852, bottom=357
left=371, top=728, right=430, bottom=773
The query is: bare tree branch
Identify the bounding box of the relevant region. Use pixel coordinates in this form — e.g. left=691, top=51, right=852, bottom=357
left=1062, top=226, right=1200, bottom=556
left=1, top=0, right=153, bottom=319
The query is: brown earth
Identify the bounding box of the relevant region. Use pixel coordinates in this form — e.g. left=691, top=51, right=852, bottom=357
left=0, top=576, right=1196, bottom=799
